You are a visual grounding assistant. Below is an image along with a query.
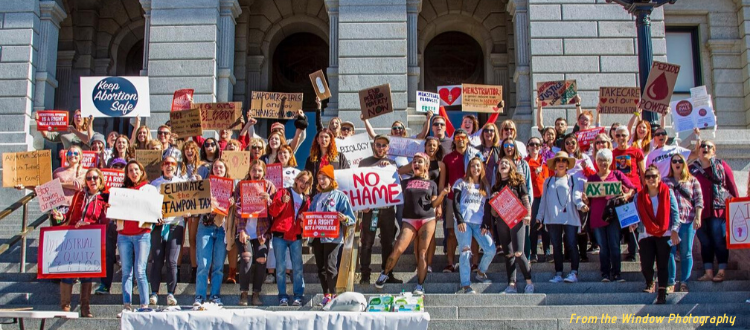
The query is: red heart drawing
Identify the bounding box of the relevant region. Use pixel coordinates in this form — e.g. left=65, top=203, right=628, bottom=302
left=600, top=98, right=608, bottom=104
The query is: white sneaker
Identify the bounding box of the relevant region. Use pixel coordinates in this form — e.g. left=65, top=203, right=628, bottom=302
left=564, top=273, right=578, bottom=283
left=149, top=294, right=158, bottom=306
left=549, top=275, right=564, bottom=283
left=167, top=294, right=177, bottom=306
left=413, top=284, right=425, bottom=295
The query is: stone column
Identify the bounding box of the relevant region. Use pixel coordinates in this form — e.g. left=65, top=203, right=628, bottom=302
left=217, top=0, right=241, bottom=102
left=325, top=0, right=340, bottom=114
left=34, top=1, right=67, bottom=112
left=407, top=0, right=421, bottom=109
left=140, top=0, right=151, bottom=75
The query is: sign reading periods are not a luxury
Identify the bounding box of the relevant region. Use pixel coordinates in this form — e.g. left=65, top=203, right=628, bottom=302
left=80, top=76, right=151, bottom=118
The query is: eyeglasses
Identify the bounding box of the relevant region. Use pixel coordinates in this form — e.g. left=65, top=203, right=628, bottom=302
left=527, top=143, right=540, bottom=147
left=391, top=126, right=404, bottom=131
left=700, top=144, right=714, bottom=149
left=163, top=161, right=177, bottom=166
left=66, top=151, right=80, bottom=157
left=503, top=127, right=515, bottom=132
left=251, top=146, right=263, bottom=150
left=432, top=123, right=445, bottom=127
left=654, top=131, right=668, bottom=137
left=645, top=174, right=659, bottom=180
left=565, top=141, right=577, bottom=146
left=615, top=134, right=627, bottom=138
left=374, top=143, right=388, bottom=148
left=671, top=159, right=684, bottom=164
left=85, top=176, right=99, bottom=181
left=157, top=131, right=170, bottom=136
left=484, top=129, right=495, bottom=134
left=503, top=143, right=515, bottom=149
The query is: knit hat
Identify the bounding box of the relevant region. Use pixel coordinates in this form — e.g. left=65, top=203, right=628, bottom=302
left=319, top=164, right=335, bottom=180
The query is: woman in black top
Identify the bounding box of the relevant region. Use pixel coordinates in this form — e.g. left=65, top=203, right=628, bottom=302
left=303, top=128, right=349, bottom=196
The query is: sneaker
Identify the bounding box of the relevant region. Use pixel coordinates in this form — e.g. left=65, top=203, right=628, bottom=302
left=167, top=294, right=177, bottom=306
left=117, top=304, right=132, bottom=318
left=279, top=298, right=289, bottom=306
left=457, top=286, right=476, bottom=294
left=549, top=275, right=564, bottom=283
left=427, top=266, right=433, bottom=273
left=601, top=276, right=611, bottom=283
left=475, top=272, right=491, bottom=284
left=193, top=296, right=204, bottom=307
left=612, top=274, right=626, bottom=283
left=563, top=273, right=578, bottom=283
left=374, top=272, right=389, bottom=289
left=292, top=298, right=302, bottom=306
left=385, top=273, right=403, bottom=284
left=210, top=296, right=223, bottom=307
left=502, top=284, right=518, bottom=294
left=318, top=294, right=332, bottom=307
left=94, top=284, right=109, bottom=295
left=524, top=283, right=535, bottom=294
left=413, top=284, right=425, bottom=295
left=149, top=294, right=158, bottom=306
left=264, top=273, right=275, bottom=284
left=443, top=264, right=456, bottom=273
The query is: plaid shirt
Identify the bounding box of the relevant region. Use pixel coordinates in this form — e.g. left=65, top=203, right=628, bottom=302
left=663, top=176, right=704, bottom=224
left=235, top=179, right=276, bottom=238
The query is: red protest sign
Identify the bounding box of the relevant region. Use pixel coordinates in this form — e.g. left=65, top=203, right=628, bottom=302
left=302, top=212, right=340, bottom=238
left=240, top=180, right=267, bottom=218
left=266, top=163, right=283, bottom=191
left=171, top=89, right=194, bottom=112
left=36, top=111, right=69, bottom=131
left=210, top=175, right=234, bottom=216
left=489, top=186, right=528, bottom=228
left=574, top=127, right=606, bottom=152
left=60, top=150, right=98, bottom=169
left=100, top=168, right=125, bottom=190
left=38, top=225, right=106, bottom=279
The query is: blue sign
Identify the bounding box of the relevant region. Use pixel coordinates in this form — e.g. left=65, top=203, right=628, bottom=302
left=91, top=77, right=139, bottom=117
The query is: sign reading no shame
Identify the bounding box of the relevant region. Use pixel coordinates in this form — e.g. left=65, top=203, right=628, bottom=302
left=36, top=111, right=69, bottom=132
left=359, top=84, right=394, bottom=120
left=80, top=76, right=150, bottom=118
left=2, top=150, right=52, bottom=188
left=302, top=212, right=340, bottom=238
left=38, top=225, right=106, bottom=279
left=335, top=167, right=403, bottom=212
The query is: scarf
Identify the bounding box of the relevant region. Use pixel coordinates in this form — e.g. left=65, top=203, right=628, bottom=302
left=637, top=182, right=671, bottom=237
left=690, top=158, right=727, bottom=210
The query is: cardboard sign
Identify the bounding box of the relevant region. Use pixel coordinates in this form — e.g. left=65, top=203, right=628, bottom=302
left=61, top=150, right=98, bottom=169
left=537, top=80, right=577, bottom=106
left=337, top=133, right=373, bottom=168
left=388, top=136, right=425, bottom=158
left=489, top=186, right=528, bottom=228
left=266, top=163, right=283, bottom=191
left=159, top=179, right=212, bottom=218
left=171, top=89, right=194, bottom=111
left=726, top=197, right=750, bottom=249
left=416, top=91, right=440, bottom=114
left=584, top=182, right=622, bottom=198
left=106, top=187, right=164, bottom=223
left=598, top=87, right=640, bottom=114
left=309, top=70, right=331, bottom=100
left=210, top=176, right=234, bottom=216
left=461, top=84, right=503, bottom=113
left=359, top=84, right=394, bottom=120
left=170, top=108, right=203, bottom=137
left=438, top=85, right=462, bottom=106
left=135, top=150, right=162, bottom=181
left=641, top=61, right=681, bottom=115
left=239, top=180, right=267, bottom=218
left=335, top=167, right=403, bottom=212
left=302, top=212, right=340, bottom=238
left=193, top=102, right=243, bottom=130
left=249, top=91, right=304, bottom=119
left=38, top=225, right=106, bottom=279
left=575, top=127, right=606, bottom=152
left=616, top=202, right=640, bottom=228
left=35, top=179, right=69, bottom=213
left=670, top=98, right=716, bottom=132
left=2, top=150, right=52, bottom=188
left=36, top=110, right=69, bottom=131
left=80, top=76, right=151, bottom=118
left=220, top=150, right=250, bottom=180
left=100, top=168, right=124, bottom=190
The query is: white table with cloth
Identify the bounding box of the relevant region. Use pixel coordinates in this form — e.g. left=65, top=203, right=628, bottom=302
left=120, top=309, right=430, bottom=330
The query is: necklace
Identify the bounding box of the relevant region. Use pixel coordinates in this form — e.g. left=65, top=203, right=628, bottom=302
left=554, top=175, right=571, bottom=213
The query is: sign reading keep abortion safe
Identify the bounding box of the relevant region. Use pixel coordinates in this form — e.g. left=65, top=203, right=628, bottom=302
left=80, top=76, right=151, bottom=118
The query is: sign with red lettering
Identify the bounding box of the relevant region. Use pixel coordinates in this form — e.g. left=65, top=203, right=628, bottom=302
left=239, top=180, right=267, bottom=218
left=210, top=176, right=234, bottom=216
left=334, top=167, right=403, bottom=212
left=537, top=80, right=577, bottom=106
left=462, top=83, right=503, bottom=113
left=489, top=186, right=528, bottom=228
left=171, top=89, right=194, bottom=111
left=598, top=87, right=640, bottom=114
left=726, top=197, right=750, bottom=249
left=641, top=61, right=680, bottom=115
left=38, top=225, right=106, bottom=279
left=35, top=179, right=69, bottom=213
left=302, top=212, right=340, bottom=238
left=36, top=111, right=69, bottom=131
left=438, top=85, right=462, bottom=106
left=193, top=102, right=244, bottom=130
left=574, top=127, right=606, bottom=152
left=359, top=84, right=394, bottom=120
left=61, top=150, right=98, bottom=169
left=266, top=163, right=283, bottom=191
left=100, top=168, right=125, bottom=190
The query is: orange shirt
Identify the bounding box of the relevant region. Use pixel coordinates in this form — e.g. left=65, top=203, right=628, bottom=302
left=525, top=155, right=551, bottom=198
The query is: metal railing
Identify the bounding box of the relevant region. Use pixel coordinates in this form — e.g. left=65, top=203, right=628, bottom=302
left=0, top=192, right=48, bottom=273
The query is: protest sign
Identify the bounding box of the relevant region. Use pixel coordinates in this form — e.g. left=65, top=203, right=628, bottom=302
left=309, top=70, right=331, bottom=100
left=220, top=150, right=250, bottom=180
left=249, top=91, right=304, bottom=119
left=135, top=150, right=162, bottom=181
left=335, top=167, right=403, bottom=212
left=193, top=102, right=243, bottom=130
left=641, top=61, right=680, bottom=115
left=171, top=89, right=194, bottom=111
left=489, top=186, right=528, bottom=228
left=337, top=133, right=373, bottom=168
left=239, top=180, right=267, bottom=218
left=302, top=212, right=340, bottom=238
left=462, top=84, right=503, bottom=113
left=266, top=163, right=283, bottom=190
left=616, top=202, right=640, bottom=228
left=106, top=187, right=163, bottom=223
left=159, top=179, right=212, bottom=218
left=726, top=197, right=750, bottom=249
left=584, top=182, right=622, bottom=198
left=61, top=150, right=98, bottom=169
left=438, top=85, right=462, bottom=106
left=359, top=84, right=394, bottom=120
left=670, top=98, right=716, bottom=132
left=388, top=137, right=425, bottom=158
left=100, top=168, right=125, bottom=190
left=170, top=108, right=203, bottom=137
left=2, top=150, right=52, bottom=188
left=35, top=179, right=68, bottom=213
left=80, top=76, right=150, bottom=118
left=537, top=80, right=577, bottom=106
left=210, top=176, right=234, bottom=216
left=36, top=111, right=69, bottom=131
left=598, top=87, right=640, bottom=114
left=575, top=127, right=606, bottom=152
left=38, top=225, right=106, bottom=279
left=416, top=91, right=440, bottom=114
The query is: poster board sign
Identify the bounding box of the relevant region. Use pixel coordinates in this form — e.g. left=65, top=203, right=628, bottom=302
left=641, top=61, right=680, bottom=115
left=489, top=186, right=528, bottom=228
left=309, top=70, right=331, bottom=100
left=584, top=182, right=622, bottom=198
left=388, top=137, right=425, bottom=158
left=416, top=91, right=440, bottom=114
left=266, top=163, right=283, bottom=191
left=537, top=80, right=577, bottom=106
left=38, top=225, right=106, bottom=279
left=359, top=84, right=394, bottom=120
left=170, top=108, right=203, bottom=137
left=598, top=87, right=640, bottom=114
left=100, top=168, right=125, bottom=190
left=106, top=187, right=163, bottom=223
left=438, top=85, right=462, bottom=106
left=61, top=150, right=98, bottom=169
left=193, top=102, right=243, bottom=130
left=210, top=176, right=233, bottom=216
left=302, top=212, right=340, bottom=238
left=337, top=133, right=373, bottom=168
left=159, top=179, right=212, bottom=218
left=80, top=76, right=151, bottom=118
left=2, top=150, right=52, bottom=188
left=249, top=91, right=304, bottom=119
left=334, top=166, right=403, bottom=212
left=670, top=98, right=716, bottom=132
left=135, top=150, right=162, bottom=181
left=616, top=202, right=640, bottom=228
left=726, top=197, right=750, bottom=249
left=239, top=180, right=267, bottom=218
left=574, top=127, right=606, bottom=152
left=36, top=110, right=69, bottom=131
left=171, top=89, right=194, bottom=111
left=35, top=179, right=69, bottom=213
left=461, top=84, right=503, bottom=113
left=220, top=151, right=250, bottom=180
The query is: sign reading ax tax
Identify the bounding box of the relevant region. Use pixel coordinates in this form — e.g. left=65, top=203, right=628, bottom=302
left=584, top=182, right=622, bottom=198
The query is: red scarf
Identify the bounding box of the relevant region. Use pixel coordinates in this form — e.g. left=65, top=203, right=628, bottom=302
left=636, top=182, right=671, bottom=237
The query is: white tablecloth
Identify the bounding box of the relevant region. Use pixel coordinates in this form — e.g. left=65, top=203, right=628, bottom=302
left=121, top=309, right=430, bottom=330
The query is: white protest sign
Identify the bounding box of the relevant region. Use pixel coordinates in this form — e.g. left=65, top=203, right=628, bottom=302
left=39, top=225, right=105, bottom=279
left=35, top=179, right=68, bottom=213
left=334, top=166, right=403, bottom=212
left=388, top=136, right=425, bottom=158
left=106, top=187, right=163, bottom=223
left=670, top=97, right=716, bottom=132
left=416, top=91, right=440, bottom=114
left=80, top=76, right=151, bottom=118
left=337, top=133, right=372, bottom=168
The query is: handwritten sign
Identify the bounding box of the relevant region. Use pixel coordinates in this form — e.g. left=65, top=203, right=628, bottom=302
left=170, top=108, right=203, bottom=137
left=302, top=212, right=340, bottom=238
left=537, top=80, right=577, bottom=106
left=575, top=127, right=606, bottom=152
left=416, top=91, right=440, bottom=114
left=489, top=186, right=528, bottom=228
left=159, top=179, right=212, bottom=218
left=584, top=182, right=622, bottom=198
left=598, top=87, right=640, bottom=114
left=2, top=150, right=52, bottom=187
left=36, top=111, right=69, bottom=131
left=462, top=83, right=503, bottom=113
left=335, top=167, right=403, bottom=212
left=641, top=61, right=681, bottom=115
left=388, top=136, right=425, bottom=158
left=438, top=85, right=462, bottom=106
left=210, top=176, right=233, bottom=216
left=100, top=168, right=124, bottom=190
left=193, top=102, right=243, bottom=130
left=106, top=187, right=163, bottom=223
left=249, top=91, right=304, bottom=119
left=726, top=197, right=750, bottom=249
left=240, top=180, right=267, bottom=218
left=220, top=150, right=250, bottom=180
left=309, top=70, right=331, bottom=100
left=266, top=163, right=283, bottom=191
left=171, top=89, right=194, bottom=111
left=35, top=179, right=69, bottom=213
left=38, top=225, right=106, bottom=279
left=337, top=133, right=373, bottom=168
left=61, top=150, right=98, bottom=169
left=359, top=84, right=394, bottom=120
left=670, top=98, right=716, bottom=132
left=135, top=150, right=162, bottom=181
